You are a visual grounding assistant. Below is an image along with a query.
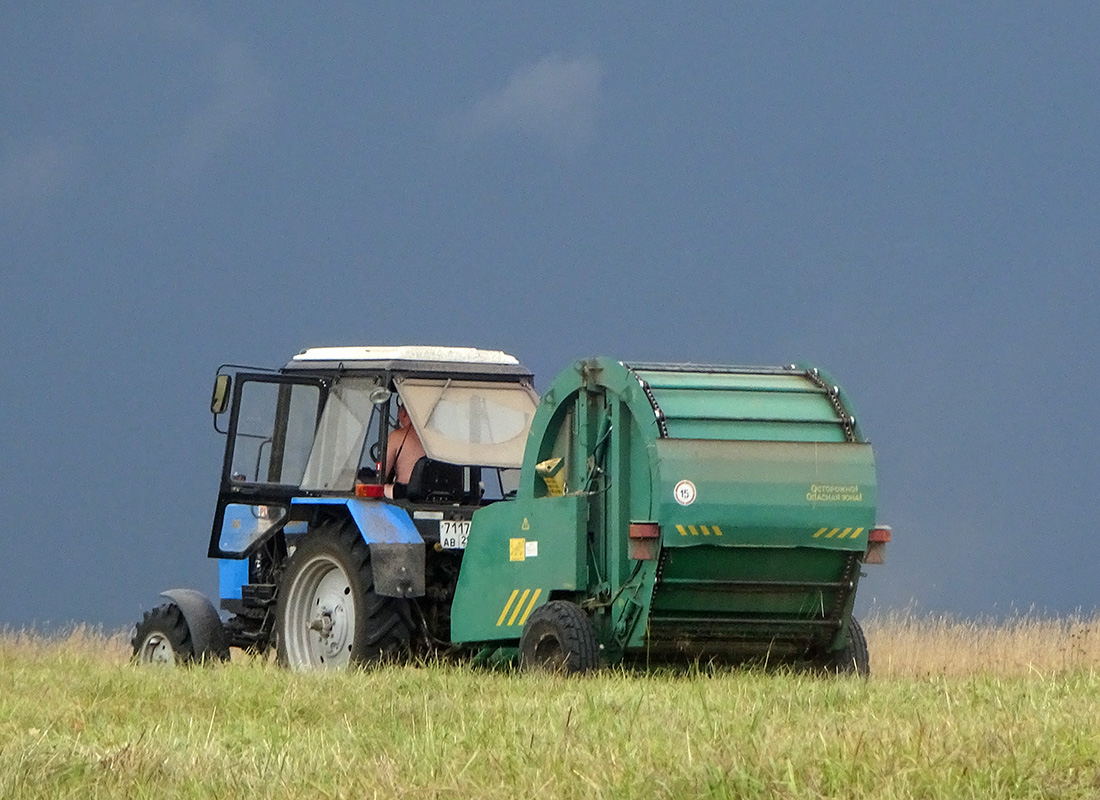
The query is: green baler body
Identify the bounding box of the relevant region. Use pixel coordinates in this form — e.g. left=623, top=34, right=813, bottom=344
left=450, top=358, right=877, bottom=662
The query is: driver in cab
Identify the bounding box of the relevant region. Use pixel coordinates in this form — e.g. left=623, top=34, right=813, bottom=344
left=384, top=401, right=426, bottom=499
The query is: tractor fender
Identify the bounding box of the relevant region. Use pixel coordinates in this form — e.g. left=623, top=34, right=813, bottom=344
left=291, top=498, right=425, bottom=598
left=160, top=588, right=230, bottom=661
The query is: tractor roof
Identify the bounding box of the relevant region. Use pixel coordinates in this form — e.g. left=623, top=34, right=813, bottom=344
left=283, top=346, right=532, bottom=378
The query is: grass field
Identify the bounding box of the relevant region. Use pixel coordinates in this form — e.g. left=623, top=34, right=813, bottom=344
left=3, top=615, right=1100, bottom=799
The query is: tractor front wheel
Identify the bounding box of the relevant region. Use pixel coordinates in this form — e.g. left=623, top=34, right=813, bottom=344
left=518, top=600, right=599, bottom=674
left=276, top=520, right=412, bottom=670
left=132, top=603, right=195, bottom=665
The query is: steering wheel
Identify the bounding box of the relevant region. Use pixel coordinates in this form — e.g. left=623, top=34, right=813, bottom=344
left=369, top=441, right=383, bottom=462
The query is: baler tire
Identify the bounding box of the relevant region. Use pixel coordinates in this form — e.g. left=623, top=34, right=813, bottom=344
left=132, top=603, right=196, bottom=665
left=826, top=616, right=870, bottom=677
left=518, top=600, right=599, bottom=674
left=276, top=519, right=412, bottom=671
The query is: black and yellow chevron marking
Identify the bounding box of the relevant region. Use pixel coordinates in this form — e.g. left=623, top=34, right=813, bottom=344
left=675, top=524, right=724, bottom=536
left=812, top=527, right=865, bottom=539
left=495, top=588, right=543, bottom=627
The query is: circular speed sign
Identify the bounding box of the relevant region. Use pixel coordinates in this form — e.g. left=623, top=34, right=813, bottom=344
left=673, top=479, right=697, bottom=506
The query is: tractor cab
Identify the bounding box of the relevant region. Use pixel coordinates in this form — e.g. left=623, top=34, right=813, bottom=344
left=203, top=346, right=538, bottom=657
left=209, top=346, right=537, bottom=555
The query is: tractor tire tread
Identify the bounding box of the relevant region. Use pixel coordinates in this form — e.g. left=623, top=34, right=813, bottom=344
left=132, top=603, right=196, bottom=664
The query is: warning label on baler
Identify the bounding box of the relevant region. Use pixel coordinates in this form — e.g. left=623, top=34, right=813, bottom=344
left=806, top=484, right=863, bottom=502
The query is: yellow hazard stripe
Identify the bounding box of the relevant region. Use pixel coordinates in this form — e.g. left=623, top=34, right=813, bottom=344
left=679, top=523, right=725, bottom=536
left=497, top=590, right=519, bottom=626
left=518, top=589, right=542, bottom=625
left=507, top=589, right=531, bottom=626
left=813, top=526, right=865, bottom=539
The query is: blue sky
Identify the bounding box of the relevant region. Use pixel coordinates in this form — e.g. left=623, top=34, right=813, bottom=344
left=2, top=3, right=1098, bottom=629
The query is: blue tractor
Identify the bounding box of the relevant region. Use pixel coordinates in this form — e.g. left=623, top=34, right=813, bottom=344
left=132, top=346, right=540, bottom=668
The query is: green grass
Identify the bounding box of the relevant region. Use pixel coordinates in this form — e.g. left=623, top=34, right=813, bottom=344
left=3, top=624, right=1100, bottom=799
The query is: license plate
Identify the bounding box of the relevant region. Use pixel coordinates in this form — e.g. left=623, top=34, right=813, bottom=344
left=441, top=520, right=471, bottom=549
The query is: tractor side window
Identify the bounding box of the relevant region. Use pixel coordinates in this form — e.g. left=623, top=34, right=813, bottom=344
left=217, top=502, right=289, bottom=554
left=230, top=381, right=321, bottom=485
left=356, top=401, right=386, bottom=480
left=481, top=467, right=521, bottom=501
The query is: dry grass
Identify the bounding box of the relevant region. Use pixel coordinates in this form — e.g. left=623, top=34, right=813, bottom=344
left=6, top=611, right=1100, bottom=677
left=865, top=612, right=1100, bottom=678
left=8, top=613, right=1100, bottom=677
left=0, top=624, right=130, bottom=664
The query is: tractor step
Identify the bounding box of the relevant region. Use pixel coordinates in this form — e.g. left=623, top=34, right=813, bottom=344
left=241, top=583, right=277, bottom=607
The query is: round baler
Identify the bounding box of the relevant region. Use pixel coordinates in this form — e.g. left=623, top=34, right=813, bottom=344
left=450, top=358, right=884, bottom=671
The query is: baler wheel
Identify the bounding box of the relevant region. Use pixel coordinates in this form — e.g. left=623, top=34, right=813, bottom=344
left=276, top=520, right=412, bottom=670
left=519, top=600, right=599, bottom=674
left=825, top=616, right=870, bottom=677
left=132, top=603, right=196, bottom=665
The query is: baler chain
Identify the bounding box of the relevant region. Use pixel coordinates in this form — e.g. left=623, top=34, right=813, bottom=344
left=654, top=546, right=669, bottom=586
left=826, top=552, right=862, bottom=623
left=624, top=365, right=668, bottom=438
left=805, top=368, right=857, bottom=443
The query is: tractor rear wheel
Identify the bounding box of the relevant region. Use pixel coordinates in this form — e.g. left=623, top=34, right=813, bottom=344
left=276, top=520, right=412, bottom=670
left=519, top=600, right=599, bottom=674
left=824, top=616, right=870, bottom=677
left=132, top=603, right=195, bottom=665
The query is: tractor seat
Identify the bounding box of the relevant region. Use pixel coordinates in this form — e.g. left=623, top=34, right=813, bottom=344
left=406, top=456, right=465, bottom=503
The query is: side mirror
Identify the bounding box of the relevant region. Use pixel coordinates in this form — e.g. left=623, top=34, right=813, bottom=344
left=368, top=386, right=393, bottom=405
left=211, top=374, right=232, bottom=415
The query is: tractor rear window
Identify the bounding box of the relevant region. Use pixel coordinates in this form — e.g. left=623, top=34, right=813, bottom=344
left=396, top=378, right=539, bottom=469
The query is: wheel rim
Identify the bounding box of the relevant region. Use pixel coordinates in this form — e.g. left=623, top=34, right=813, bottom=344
left=531, top=632, right=567, bottom=669
left=138, top=632, right=177, bottom=665
left=282, top=553, right=356, bottom=670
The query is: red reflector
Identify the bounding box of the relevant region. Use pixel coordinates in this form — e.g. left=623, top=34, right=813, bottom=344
left=356, top=483, right=384, bottom=498
left=629, top=522, right=660, bottom=560
left=869, top=525, right=892, bottom=543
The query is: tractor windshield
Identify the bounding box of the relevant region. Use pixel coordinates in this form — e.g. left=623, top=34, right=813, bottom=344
left=396, top=378, right=539, bottom=469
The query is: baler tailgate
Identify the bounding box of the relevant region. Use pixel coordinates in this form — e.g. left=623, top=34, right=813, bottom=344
left=655, top=438, right=876, bottom=550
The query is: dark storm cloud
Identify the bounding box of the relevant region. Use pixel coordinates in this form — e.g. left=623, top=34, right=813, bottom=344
left=2, top=4, right=1099, bottom=628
